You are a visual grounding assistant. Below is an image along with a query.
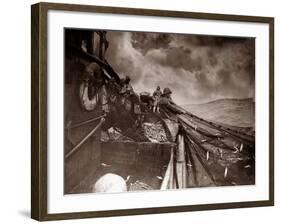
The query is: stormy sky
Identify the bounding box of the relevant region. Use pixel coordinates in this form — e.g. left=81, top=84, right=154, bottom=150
left=104, top=31, right=255, bottom=105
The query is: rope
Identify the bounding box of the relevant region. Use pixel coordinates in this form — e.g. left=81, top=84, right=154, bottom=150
left=67, top=114, right=106, bottom=129
left=184, top=111, right=254, bottom=142
left=179, top=112, right=254, bottom=146
left=65, top=117, right=105, bottom=160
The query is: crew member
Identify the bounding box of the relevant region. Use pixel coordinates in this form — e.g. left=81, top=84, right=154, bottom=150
left=161, top=87, right=174, bottom=104
left=152, top=86, right=162, bottom=113
left=120, top=76, right=133, bottom=98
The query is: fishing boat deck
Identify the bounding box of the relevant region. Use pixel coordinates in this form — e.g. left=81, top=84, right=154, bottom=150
left=68, top=141, right=176, bottom=194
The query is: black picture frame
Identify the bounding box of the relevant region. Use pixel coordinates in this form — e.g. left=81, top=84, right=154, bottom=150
left=31, top=2, right=274, bottom=221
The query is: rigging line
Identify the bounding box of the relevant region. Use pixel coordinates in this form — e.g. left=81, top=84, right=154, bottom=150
left=65, top=117, right=105, bottom=160
left=215, top=122, right=254, bottom=137
left=66, top=114, right=106, bottom=129
left=183, top=117, right=251, bottom=156
left=180, top=118, right=248, bottom=156
left=214, top=121, right=254, bottom=138
left=183, top=113, right=254, bottom=146
left=183, top=109, right=233, bottom=132
left=182, top=109, right=254, bottom=140
left=178, top=116, right=219, bottom=139
left=179, top=120, right=208, bottom=154
left=184, top=112, right=253, bottom=144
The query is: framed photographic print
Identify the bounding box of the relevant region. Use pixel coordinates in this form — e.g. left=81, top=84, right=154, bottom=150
left=31, top=2, right=274, bottom=221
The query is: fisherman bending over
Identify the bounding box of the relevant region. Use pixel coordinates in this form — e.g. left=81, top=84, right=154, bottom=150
left=161, top=87, right=174, bottom=104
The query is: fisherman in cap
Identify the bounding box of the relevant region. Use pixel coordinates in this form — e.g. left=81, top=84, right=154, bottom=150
left=162, top=87, right=173, bottom=101
left=152, top=86, right=162, bottom=113
left=158, top=87, right=175, bottom=107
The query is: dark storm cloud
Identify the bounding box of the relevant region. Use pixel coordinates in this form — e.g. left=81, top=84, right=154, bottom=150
left=105, top=31, right=255, bottom=105
left=146, top=47, right=202, bottom=72
left=131, top=32, right=172, bottom=54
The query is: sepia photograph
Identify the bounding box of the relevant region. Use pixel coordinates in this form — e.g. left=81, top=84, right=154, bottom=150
left=64, top=29, right=255, bottom=195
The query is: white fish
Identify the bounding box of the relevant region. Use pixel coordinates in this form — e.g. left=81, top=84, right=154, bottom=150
left=149, top=139, right=159, bottom=143
left=101, top=163, right=111, bottom=167
left=224, top=167, right=228, bottom=178
left=239, top=143, right=244, bottom=152
left=156, top=176, right=163, bottom=180
left=206, top=151, right=210, bottom=161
